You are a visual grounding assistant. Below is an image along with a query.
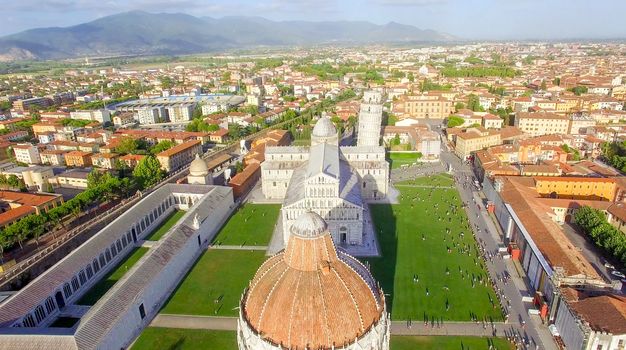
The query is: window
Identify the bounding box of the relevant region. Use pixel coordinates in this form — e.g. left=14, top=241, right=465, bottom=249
left=71, top=276, right=80, bottom=292
left=93, top=259, right=100, bottom=273
left=111, top=244, right=117, bottom=258
left=86, top=265, right=94, bottom=279
left=63, top=283, right=72, bottom=298
left=45, top=297, right=55, bottom=314
left=139, top=303, right=146, bottom=319
left=79, top=271, right=87, bottom=285
left=23, top=314, right=36, bottom=327
left=34, top=305, right=46, bottom=323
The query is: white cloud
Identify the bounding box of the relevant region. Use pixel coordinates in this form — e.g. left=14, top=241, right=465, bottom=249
left=374, top=0, right=447, bottom=6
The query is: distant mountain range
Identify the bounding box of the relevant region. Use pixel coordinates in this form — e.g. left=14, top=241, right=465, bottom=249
left=0, top=11, right=455, bottom=61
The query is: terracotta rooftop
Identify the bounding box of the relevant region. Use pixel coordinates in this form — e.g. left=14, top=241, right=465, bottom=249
left=241, top=212, right=384, bottom=349
left=570, top=294, right=626, bottom=334
left=156, top=140, right=201, bottom=157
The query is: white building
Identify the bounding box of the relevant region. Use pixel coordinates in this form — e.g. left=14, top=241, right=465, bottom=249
left=0, top=182, right=235, bottom=349
left=166, top=104, right=194, bottom=122
left=201, top=103, right=227, bottom=115
left=135, top=107, right=162, bottom=125
left=12, top=143, right=40, bottom=165
left=69, top=109, right=111, bottom=124
left=262, top=93, right=389, bottom=249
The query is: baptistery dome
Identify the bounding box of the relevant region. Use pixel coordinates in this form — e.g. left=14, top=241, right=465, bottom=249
left=189, top=154, right=209, bottom=176
left=237, top=211, right=390, bottom=350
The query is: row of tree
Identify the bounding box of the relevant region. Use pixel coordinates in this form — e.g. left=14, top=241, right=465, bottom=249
left=600, top=141, right=626, bottom=173
left=574, top=206, right=626, bottom=266
left=441, top=66, right=519, bottom=78
left=0, top=155, right=165, bottom=254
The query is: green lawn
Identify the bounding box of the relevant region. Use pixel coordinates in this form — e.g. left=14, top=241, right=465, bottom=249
left=132, top=328, right=237, bottom=350
left=292, top=139, right=311, bottom=146
left=391, top=336, right=513, bottom=350
left=365, top=174, right=502, bottom=321
left=388, top=152, right=423, bottom=169
left=130, top=330, right=513, bottom=350
left=212, top=204, right=280, bottom=246
left=144, top=210, right=186, bottom=241
left=77, top=247, right=149, bottom=305
left=161, top=249, right=266, bottom=316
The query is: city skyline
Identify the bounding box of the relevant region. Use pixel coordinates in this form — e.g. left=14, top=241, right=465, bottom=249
left=3, top=0, right=626, bottom=40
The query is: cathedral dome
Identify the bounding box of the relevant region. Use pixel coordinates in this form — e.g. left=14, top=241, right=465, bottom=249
left=189, top=154, right=209, bottom=176
left=289, top=211, right=327, bottom=238
left=239, top=212, right=388, bottom=350
left=312, top=117, right=337, bottom=138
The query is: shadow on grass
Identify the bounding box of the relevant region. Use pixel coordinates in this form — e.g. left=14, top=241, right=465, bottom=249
left=365, top=202, right=398, bottom=314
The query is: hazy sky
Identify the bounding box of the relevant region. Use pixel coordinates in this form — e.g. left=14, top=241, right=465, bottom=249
left=3, top=0, right=626, bottom=39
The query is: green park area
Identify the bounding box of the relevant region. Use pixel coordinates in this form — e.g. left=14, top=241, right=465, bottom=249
left=131, top=328, right=237, bottom=350
left=160, top=249, right=266, bottom=316
left=131, top=329, right=512, bottom=350
left=77, top=247, right=149, bottom=305
left=144, top=210, right=186, bottom=241
left=388, top=152, right=423, bottom=169
left=366, top=174, right=502, bottom=322
left=212, top=204, right=281, bottom=246
left=391, top=336, right=514, bottom=350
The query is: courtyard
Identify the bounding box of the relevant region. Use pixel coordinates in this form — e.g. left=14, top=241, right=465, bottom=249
left=366, top=174, right=503, bottom=322
left=160, top=249, right=266, bottom=317
left=144, top=210, right=186, bottom=241
left=77, top=247, right=149, bottom=306
left=211, top=204, right=281, bottom=246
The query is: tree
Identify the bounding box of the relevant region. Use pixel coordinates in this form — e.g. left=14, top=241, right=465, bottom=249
left=553, top=77, right=561, bottom=86
left=151, top=140, right=175, bottom=155
left=447, top=116, right=465, bottom=128
left=455, top=102, right=465, bottom=112
left=114, top=137, right=139, bottom=155
left=7, top=175, right=19, bottom=189
left=235, top=161, right=244, bottom=173
left=540, top=80, right=547, bottom=91
left=87, top=169, right=112, bottom=189
left=391, top=134, right=401, bottom=146
left=228, top=124, right=243, bottom=139
left=467, top=94, right=483, bottom=112
left=132, top=156, right=165, bottom=189
left=5, top=147, right=14, bottom=161
left=192, top=104, right=203, bottom=119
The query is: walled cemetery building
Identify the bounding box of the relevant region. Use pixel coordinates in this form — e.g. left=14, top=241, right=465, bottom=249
left=0, top=162, right=235, bottom=349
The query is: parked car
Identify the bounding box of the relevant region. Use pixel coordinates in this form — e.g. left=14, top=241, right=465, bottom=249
left=604, top=262, right=615, bottom=269
left=611, top=270, right=625, bottom=279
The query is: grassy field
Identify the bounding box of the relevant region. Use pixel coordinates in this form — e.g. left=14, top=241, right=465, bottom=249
left=130, top=329, right=513, bottom=350
left=212, top=204, right=280, bottom=246
left=144, top=210, right=186, bottom=241
left=131, top=328, right=237, bottom=350
left=391, top=336, right=513, bottom=350
left=77, top=247, right=149, bottom=305
left=366, top=174, right=502, bottom=322
left=291, top=139, right=311, bottom=146
left=388, top=152, right=423, bottom=169
left=160, top=249, right=266, bottom=316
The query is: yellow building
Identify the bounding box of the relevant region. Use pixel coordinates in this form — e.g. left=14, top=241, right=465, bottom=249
left=534, top=177, right=617, bottom=201
left=394, top=94, right=454, bottom=120
left=514, top=112, right=570, bottom=137
left=454, top=127, right=501, bottom=159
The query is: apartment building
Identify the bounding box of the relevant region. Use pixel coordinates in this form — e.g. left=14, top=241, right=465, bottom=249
left=69, top=109, right=111, bottom=124
left=91, top=153, right=119, bottom=169
left=12, top=97, right=52, bottom=112
left=393, top=94, right=454, bottom=120
left=514, top=112, right=570, bottom=137
left=156, top=140, right=202, bottom=172
left=453, top=127, right=501, bottom=160
left=64, top=151, right=93, bottom=167
left=12, top=143, right=40, bottom=165
left=534, top=177, right=617, bottom=201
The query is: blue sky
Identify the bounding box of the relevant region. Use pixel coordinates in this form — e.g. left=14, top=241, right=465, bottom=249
left=2, top=0, right=626, bottom=39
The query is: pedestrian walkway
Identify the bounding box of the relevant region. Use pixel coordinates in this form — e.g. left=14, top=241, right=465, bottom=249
left=208, top=245, right=267, bottom=251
